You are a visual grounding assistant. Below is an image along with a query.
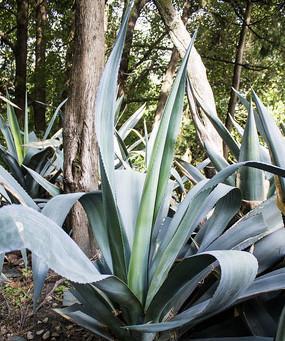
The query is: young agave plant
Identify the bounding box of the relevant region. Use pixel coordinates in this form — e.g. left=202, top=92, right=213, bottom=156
left=1, top=6, right=285, bottom=341
left=0, top=94, right=64, bottom=198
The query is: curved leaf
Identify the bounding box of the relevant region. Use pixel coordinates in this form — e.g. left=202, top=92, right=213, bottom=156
left=0, top=205, right=106, bottom=283
left=128, top=251, right=258, bottom=332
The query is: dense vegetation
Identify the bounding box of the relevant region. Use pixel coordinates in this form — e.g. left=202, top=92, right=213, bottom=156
left=0, top=1, right=285, bottom=340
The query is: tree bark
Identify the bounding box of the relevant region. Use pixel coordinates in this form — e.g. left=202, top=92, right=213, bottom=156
left=225, top=0, right=252, bottom=132
left=34, top=0, right=47, bottom=132
left=15, top=0, right=29, bottom=122
left=154, top=0, right=191, bottom=123
left=118, top=0, right=149, bottom=97
left=154, top=0, right=223, bottom=155
left=63, top=0, right=105, bottom=256
left=154, top=48, right=180, bottom=123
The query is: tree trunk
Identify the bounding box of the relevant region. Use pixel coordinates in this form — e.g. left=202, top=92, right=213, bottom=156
left=118, top=0, right=149, bottom=97
left=225, top=0, right=252, bottom=132
left=154, top=0, right=223, bottom=155
left=154, top=48, right=180, bottom=123
left=34, top=0, right=47, bottom=132
left=63, top=0, right=105, bottom=256
left=154, top=0, right=191, bottom=123
left=15, top=0, right=29, bottom=123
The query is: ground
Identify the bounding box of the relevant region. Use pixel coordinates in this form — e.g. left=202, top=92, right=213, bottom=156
left=0, top=253, right=101, bottom=341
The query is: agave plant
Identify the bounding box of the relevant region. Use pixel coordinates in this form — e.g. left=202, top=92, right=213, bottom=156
left=0, top=94, right=64, bottom=199
left=1, top=5, right=285, bottom=341
left=180, top=83, right=285, bottom=214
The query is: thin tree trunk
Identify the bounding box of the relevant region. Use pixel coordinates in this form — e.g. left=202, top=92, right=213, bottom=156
left=15, top=0, right=29, bottom=122
left=225, top=0, right=252, bottom=132
left=118, top=0, right=149, bottom=97
left=34, top=0, right=47, bottom=132
left=63, top=0, right=105, bottom=256
left=154, top=1, right=191, bottom=123
left=154, top=0, right=223, bottom=155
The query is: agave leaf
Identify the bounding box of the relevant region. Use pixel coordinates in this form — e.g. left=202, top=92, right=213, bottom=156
left=204, top=140, right=235, bottom=186
left=55, top=304, right=115, bottom=341
left=197, top=158, right=211, bottom=170
left=33, top=192, right=98, bottom=306
left=0, top=116, right=17, bottom=158
left=147, top=161, right=285, bottom=308
left=0, top=164, right=38, bottom=209
left=0, top=146, right=25, bottom=187
left=115, top=95, right=124, bottom=125
left=208, top=212, right=267, bottom=253
left=128, top=251, right=258, bottom=332
left=32, top=253, right=49, bottom=309
left=71, top=284, right=131, bottom=340
left=253, top=228, right=285, bottom=273
left=252, top=91, right=285, bottom=213
left=80, top=192, right=112, bottom=272
left=171, top=167, right=185, bottom=192
left=276, top=304, right=285, bottom=341
left=238, top=268, right=285, bottom=303
left=95, top=277, right=144, bottom=325
left=197, top=100, right=240, bottom=159
left=148, top=183, right=242, bottom=307
left=243, top=299, right=277, bottom=337
left=229, top=114, right=244, bottom=136
left=175, top=159, right=205, bottom=184
left=114, top=170, right=145, bottom=247
left=196, top=187, right=241, bottom=253
left=6, top=93, right=23, bottom=164
left=23, top=165, right=61, bottom=197
left=44, top=98, right=67, bottom=139
left=238, top=101, right=265, bottom=201
left=146, top=254, right=216, bottom=322
left=0, top=205, right=107, bottom=283
left=0, top=95, right=20, bottom=109
left=95, top=3, right=133, bottom=281
left=118, top=103, right=145, bottom=140
left=128, top=33, right=196, bottom=304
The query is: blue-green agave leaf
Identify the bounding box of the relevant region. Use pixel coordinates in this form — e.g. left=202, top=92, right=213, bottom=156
left=128, top=32, right=196, bottom=304
left=238, top=101, right=264, bottom=201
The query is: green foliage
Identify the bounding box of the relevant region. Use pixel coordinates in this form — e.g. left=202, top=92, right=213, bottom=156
left=0, top=95, right=62, bottom=199
left=1, top=4, right=285, bottom=341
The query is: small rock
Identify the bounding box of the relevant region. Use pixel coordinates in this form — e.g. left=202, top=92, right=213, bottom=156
left=51, top=333, right=59, bottom=337
left=51, top=338, right=56, bottom=341
left=43, top=317, right=49, bottom=323
left=66, top=325, right=73, bottom=330
left=27, top=331, right=34, bottom=340
left=36, top=329, right=45, bottom=336
left=37, top=320, right=42, bottom=324
left=42, top=331, right=50, bottom=340
left=54, top=326, right=61, bottom=332
left=51, top=303, right=58, bottom=308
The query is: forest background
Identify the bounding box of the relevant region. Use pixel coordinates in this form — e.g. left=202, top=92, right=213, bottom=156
left=1, top=0, right=284, bottom=161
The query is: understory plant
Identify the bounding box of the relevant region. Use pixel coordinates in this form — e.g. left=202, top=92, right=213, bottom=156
left=0, top=94, right=64, bottom=198
left=1, top=5, right=285, bottom=341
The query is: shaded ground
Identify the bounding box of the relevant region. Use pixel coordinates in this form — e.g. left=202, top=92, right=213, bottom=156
left=0, top=253, right=101, bottom=341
